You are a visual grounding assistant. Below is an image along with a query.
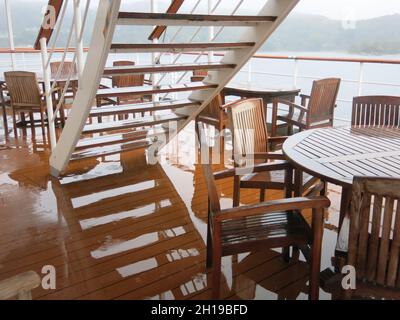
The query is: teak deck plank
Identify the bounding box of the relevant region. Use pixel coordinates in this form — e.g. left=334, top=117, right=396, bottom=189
left=0, top=123, right=345, bottom=300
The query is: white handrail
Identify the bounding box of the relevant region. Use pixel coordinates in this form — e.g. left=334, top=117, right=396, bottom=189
left=45, top=0, right=70, bottom=69
left=159, top=0, right=245, bottom=101
left=40, top=0, right=91, bottom=146
left=155, top=0, right=223, bottom=86
left=50, top=0, right=91, bottom=123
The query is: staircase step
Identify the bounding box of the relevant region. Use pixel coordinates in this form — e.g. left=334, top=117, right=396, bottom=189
left=110, top=42, right=255, bottom=53
left=89, top=99, right=200, bottom=117
left=76, top=125, right=170, bottom=150
left=71, top=139, right=155, bottom=161
left=82, top=113, right=188, bottom=135
left=96, top=82, right=217, bottom=99
left=103, top=62, right=235, bottom=76
left=149, top=0, right=186, bottom=41
left=118, top=12, right=277, bottom=27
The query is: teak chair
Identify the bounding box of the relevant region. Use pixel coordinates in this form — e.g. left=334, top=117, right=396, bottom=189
left=271, top=78, right=341, bottom=136
left=112, top=60, right=145, bottom=105
left=226, top=98, right=319, bottom=207
left=191, top=69, right=208, bottom=82
left=341, top=177, right=400, bottom=299
left=197, top=122, right=331, bottom=300
left=352, top=96, right=400, bottom=127
left=50, top=61, right=78, bottom=79
left=4, top=71, right=47, bottom=137
left=1, top=81, right=10, bottom=133
left=0, top=271, right=40, bottom=300
left=50, top=61, right=78, bottom=96
left=195, top=94, right=229, bottom=151
left=106, top=60, right=145, bottom=120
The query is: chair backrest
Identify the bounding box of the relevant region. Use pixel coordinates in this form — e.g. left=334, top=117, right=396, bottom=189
left=199, top=94, right=223, bottom=120
left=307, top=78, right=341, bottom=125
left=191, top=69, right=208, bottom=82
left=348, top=177, right=400, bottom=288
left=50, top=61, right=77, bottom=79
left=112, top=60, right=144, bottom=104
left=196, top=122, right=221, bottom=215
left=227, top=98, right=269, bottom=167
left=4, top=71, right=42, bottom=108
left=112, top=60, right=144, bottom=88
left=352, top=96, right=400, bottom=127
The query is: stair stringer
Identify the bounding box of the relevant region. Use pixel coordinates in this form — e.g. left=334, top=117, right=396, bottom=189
left=49, top=0, right=122, bottom=177
left=169, top=0, right=300, bottom=145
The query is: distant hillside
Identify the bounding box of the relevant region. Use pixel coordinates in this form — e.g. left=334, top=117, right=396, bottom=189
left=0, top=1, right=399, bottom=55
left=264, top=13, right=400, bottom=54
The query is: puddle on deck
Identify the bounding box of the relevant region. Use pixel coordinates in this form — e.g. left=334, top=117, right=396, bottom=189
left=0, top=121, right=342, bottom=300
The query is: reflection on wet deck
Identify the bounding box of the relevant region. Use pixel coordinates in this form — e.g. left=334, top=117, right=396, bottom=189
left=0, top=122, right=342, bottom=300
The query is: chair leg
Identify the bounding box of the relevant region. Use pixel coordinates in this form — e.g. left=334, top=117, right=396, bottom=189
left=96, top=98, right=102, bottom=123
left=29, top=112, right=35, bottom=135
left=288, top=124, right=294, bottom=136
left=259, top=188, right=266, bottom=202
left=310, top=208, right=324, bottom=300
left=294, top=169, right=303, bottom=197
left=2, top=105, right=8, bottom=134
left=219, top=122, right=224, bottom=155
left=211, top=244, right=222, bottom=300
left=233, top=176, right=241, bottom=207
left=40, top=110, right=46, bottom=138
left=12, top=108, right=18, bottom=137
left=282, top=247, right=291, bottom=262
left=206, top=210, right=213, bottom=269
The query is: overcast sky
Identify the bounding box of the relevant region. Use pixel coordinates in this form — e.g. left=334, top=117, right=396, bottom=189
left=291, top=0, right=400, bottom=20
left=9, top=0, right=400, bottom=21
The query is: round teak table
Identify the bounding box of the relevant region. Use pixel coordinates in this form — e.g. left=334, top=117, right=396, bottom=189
left=283, top=126, right=400, bottom=225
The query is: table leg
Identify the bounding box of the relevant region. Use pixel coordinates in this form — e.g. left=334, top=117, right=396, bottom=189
left=339, top=185, right=352, bottom=231
left=294, top=169, right=303, bottom=197
left=0, top=87, right=8, bottom=134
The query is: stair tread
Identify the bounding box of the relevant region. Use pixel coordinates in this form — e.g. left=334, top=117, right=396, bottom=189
left=71, top=139, right=154, bottom=161
left=110, top=42, right=255, bottom=53
left=103, top=62, right=235, bottom=76
left=96, top=82, right=216, bottom=98
left=118, top=12, right=277, bottom=26
left=76, top=125, right=170, bottom=150
left=90, top=99, right=200, bottom=117
left=82, top=113, right=187, bottom=134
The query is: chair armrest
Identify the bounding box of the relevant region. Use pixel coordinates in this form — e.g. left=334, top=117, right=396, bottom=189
left=268, top=136, right=288, bottom=144
left=248, top=160, right=290, bottom=173
left=214, top=196, right=331, bottom=222
left=214, top=168, right=235, bottom=180
left=213, top=160, right=290, bottom=180
left=300, top=94, right=310, bottom=100
left=273, top=98, right=308, bottom=113
left=221, top=98, right=245, bottom=110
left=253, top=152, right=286, bottom=161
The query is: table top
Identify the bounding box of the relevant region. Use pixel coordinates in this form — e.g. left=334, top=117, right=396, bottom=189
left=283, top=126, right=400, bottom=188
left=223, top=82, right=300, bottom=96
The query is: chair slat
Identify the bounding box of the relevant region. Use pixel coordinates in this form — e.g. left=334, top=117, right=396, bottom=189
left=352, top=96, right=400, bottom=127
left=356, top=193, right=372, bottom=278
left=376, top=197, right=395, bottom=285
left=387, top=201, right=400, bottom=286
left=366, top=195, right=383, bottom=281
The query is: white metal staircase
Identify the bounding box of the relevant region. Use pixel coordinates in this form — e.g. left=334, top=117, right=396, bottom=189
left=48, top=0, right=299, bottom=177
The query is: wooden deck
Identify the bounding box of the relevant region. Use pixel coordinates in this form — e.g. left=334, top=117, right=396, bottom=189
left=0, top=121, right=342, bottom=300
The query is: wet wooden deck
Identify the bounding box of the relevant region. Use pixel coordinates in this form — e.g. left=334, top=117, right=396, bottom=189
left=0, top=122, right=342, bottom=300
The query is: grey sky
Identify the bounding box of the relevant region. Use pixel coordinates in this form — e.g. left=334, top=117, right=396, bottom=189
left=292, top=0, right=400, bottom=20
left=10, top=0, right=400, bottom=21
